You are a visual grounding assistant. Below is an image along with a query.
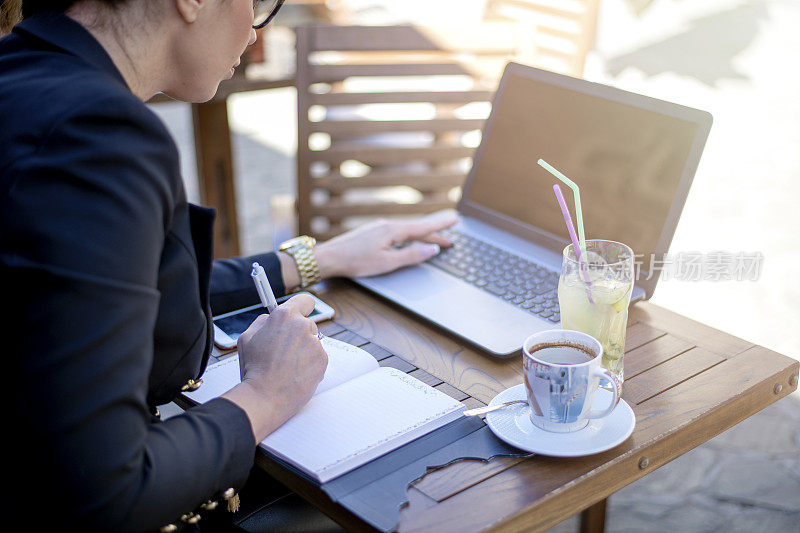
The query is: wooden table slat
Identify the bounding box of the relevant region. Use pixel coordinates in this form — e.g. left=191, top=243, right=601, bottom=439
left=624, top=322, right=666, bottom=352
left=330, top=328, right=371, bottom=347
left=414, top=456, right=528, bottom=503
left=460, top=397, right=486, bottom=410
left=434, top=382, right=471, bottom=402
left=634, top=346, right=797, bottom=439
left=318, top=320, right=346, bottom=337
left=623, top=347, right=725, bottom=405
left=407, top=368, right=444, bottom=387
left=630, top=302, right=754, bottom=357
left=405, top=486, right=439, bottom=513
left=379, top=355, right=417, bottom=373
left=624, top=333, right=695, bottom=380
left=358, top=342, right=393, bottom=361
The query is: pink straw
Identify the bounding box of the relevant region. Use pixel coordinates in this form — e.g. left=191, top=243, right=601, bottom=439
left=553, top=184, right=594, bottom=304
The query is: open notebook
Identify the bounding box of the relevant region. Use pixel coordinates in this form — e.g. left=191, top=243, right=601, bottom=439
left=184, top=337, right=465, bottom=483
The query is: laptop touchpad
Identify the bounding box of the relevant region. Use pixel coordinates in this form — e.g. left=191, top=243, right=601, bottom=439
left=368, top=265, right=453, bottom=301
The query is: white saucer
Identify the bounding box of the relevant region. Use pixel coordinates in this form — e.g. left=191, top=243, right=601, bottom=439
left=485, top=384, right=635, bottom=457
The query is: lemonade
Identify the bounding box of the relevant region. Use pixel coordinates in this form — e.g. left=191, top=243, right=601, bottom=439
left=557, top=240, right=634, bottom=381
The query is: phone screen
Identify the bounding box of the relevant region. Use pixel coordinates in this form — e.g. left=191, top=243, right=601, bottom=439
left=213, top=297, right=322, bottom=341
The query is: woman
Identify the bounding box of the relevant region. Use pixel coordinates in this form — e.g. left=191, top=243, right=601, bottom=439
left=0, top=1, right=456, bottom=530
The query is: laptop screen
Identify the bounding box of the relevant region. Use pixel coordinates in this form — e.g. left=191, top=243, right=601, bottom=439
left=463, top=67, right=703, bottom=268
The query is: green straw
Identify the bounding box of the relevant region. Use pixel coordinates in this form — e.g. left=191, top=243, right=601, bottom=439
left=537, top=159, right=586, bottom=255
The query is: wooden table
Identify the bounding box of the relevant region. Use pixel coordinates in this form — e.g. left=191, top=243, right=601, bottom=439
left=253, top=279, right=799, bottom=532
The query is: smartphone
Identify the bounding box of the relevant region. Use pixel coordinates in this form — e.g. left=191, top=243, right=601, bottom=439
left=212, top=292, right=335, bottom=350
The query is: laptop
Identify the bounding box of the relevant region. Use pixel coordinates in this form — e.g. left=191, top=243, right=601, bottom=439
left=353, top=62, right=713, bottom=357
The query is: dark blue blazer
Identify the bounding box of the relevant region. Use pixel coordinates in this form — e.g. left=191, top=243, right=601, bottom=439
left=0, top=12, right=287, bottom=531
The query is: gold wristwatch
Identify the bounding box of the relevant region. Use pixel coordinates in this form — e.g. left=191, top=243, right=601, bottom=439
left=279, top=235, right=321, bottom=288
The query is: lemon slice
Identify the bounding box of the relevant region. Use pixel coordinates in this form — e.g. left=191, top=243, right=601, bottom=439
left=612, top=286, right=632, bottom=313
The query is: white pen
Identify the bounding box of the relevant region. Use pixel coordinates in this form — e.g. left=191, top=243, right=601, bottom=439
left=251, top=261, right=325, bottom=339
left=251, top=261, right=278, bottom=313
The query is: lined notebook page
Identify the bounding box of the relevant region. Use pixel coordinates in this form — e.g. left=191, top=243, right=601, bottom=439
left=316, top=336, right=379, bottom=395
left=184, top=336, right=379, bottom=405
left=260, top=367, right=465, bottom=483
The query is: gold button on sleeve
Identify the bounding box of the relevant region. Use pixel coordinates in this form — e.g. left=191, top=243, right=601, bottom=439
left=181, top=378, right=203, bottom=392
left=201, top=500, right=218, bottom=510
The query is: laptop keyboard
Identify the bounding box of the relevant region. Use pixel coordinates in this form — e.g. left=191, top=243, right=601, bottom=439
left=428, top=229, right=561, bottom=323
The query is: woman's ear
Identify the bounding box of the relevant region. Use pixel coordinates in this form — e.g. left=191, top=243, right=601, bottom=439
left=174, top=0, right=205, bottom=23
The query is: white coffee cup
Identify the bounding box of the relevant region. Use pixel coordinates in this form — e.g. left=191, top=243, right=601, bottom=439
left=523, top=330, right=622, bottom=433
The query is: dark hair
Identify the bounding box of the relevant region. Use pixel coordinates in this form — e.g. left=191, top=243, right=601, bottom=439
left=22, top=0, right=76, bottom=18
left=1, top=0, right=22, bottom=35
left=21, top=0, right=129, bottom=18
left=1, top=0, right=131, bottom=35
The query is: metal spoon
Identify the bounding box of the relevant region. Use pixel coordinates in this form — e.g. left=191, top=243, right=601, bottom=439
left=463, top=400, right=528, bottom=417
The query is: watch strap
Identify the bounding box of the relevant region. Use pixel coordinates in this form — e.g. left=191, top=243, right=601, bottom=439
left=281, top=237, right=320, bottom=288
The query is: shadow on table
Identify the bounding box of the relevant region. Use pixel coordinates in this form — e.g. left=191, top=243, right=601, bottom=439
left=605, top=1, right=770, bottom=87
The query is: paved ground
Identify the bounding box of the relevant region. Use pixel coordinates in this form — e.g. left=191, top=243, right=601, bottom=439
left=150, top=0, right=800, bottom=530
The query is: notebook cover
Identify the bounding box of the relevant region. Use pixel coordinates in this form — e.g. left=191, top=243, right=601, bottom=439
left=264, top=416, right=530, bottom=532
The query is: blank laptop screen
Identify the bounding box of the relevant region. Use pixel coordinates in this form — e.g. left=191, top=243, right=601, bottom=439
left=464, top=71, right=700, bottom=262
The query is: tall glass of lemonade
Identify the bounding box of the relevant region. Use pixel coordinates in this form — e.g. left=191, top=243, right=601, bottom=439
left=558, top=240, right=634, bottom=382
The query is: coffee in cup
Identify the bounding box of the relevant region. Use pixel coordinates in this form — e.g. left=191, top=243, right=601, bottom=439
left=523, top=330, right=622, bottom=433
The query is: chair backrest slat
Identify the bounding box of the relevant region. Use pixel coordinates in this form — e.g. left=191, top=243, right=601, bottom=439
left=296, top=23, right=520, bottom=238
left=310, top=63, right=473, bottom=82
left=313, top=170, right=466, bottom=192
left=484, top=0, right=600, bottom=77
left=309, top=24, right=524, bottom=53
left=312, top=146, right=477, bottom=166
left=311, top=118, right=486, bottom=136
left=308, top=90, right=495, bottom=106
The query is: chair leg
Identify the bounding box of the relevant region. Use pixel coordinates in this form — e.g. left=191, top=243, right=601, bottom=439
left=192, top=100, right=241, bottom=259
left=579, top=498, right=607, bottom=533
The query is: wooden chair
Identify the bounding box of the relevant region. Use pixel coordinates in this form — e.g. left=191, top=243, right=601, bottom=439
left=484, top=0, right=600, bottom=78
left=295, top=23, right=527, bottom=239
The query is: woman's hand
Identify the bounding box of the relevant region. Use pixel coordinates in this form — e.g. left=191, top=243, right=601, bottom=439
left=222, top=294, right=327, bottom=442
left=314, top=209, right=459, bottom=279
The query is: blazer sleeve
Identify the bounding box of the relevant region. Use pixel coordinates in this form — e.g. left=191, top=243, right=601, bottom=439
left=2, top=97, right=256, bottom=531
left=210, top=252, right=286, bottom=315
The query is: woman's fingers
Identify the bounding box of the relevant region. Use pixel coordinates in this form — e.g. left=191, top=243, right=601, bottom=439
left=279, top=292, right=315, bottom=317
left=392, top=209, right=458, bottom=243
left=420, top=231, right=453, bottom=247
left=386, top=242, right=441, bottom=269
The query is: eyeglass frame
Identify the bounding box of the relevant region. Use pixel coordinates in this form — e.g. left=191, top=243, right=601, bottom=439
left=253, top=0, right=286, bottom=29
